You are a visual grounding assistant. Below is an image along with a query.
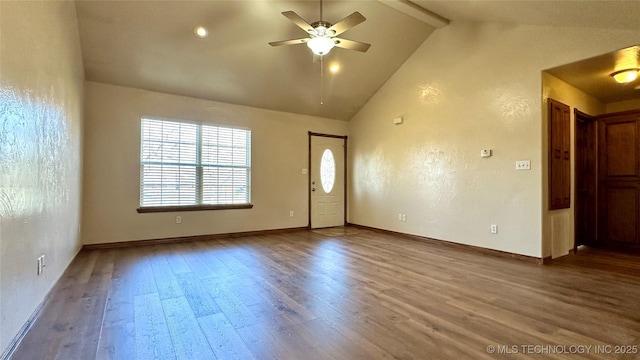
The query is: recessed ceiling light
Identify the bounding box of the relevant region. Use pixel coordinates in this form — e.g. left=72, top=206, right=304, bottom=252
left=329, top=64, right=340, bottom=74
left=194, top=26, right=208, bottom=38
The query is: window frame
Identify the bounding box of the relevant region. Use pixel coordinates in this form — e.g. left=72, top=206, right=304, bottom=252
left=136, top=117, right=253, bottom=213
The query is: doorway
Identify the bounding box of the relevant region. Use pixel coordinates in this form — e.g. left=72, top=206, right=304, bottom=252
left=574, top=109, right=597, bottom=251
left=309, top=132, right=347, bottom=229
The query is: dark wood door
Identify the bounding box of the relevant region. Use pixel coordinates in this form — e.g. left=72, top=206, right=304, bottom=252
left=549, top=99, right=571, bottom=210
left=598, top=110, right=640, bottom=248
left=575, top=110, right=597, bottom=248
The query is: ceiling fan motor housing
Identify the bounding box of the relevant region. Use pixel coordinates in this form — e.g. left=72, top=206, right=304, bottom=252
left=310, top=21, right=335, bottom=36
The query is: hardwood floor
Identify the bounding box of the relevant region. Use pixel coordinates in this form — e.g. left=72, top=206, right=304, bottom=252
left=10, top=227, right=640, bottom=359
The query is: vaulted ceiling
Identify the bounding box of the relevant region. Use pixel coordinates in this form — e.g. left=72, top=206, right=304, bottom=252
left=75, top=1, right=436, bottom=121
left=75, top=1, right=640, bottom=121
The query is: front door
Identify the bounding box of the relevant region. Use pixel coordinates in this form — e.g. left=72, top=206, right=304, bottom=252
left=598, top=110, right=640, bottom=248
left=310, top=134, right=345, bottom=229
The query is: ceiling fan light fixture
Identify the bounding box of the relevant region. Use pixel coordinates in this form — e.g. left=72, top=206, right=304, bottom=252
left=307, top=37, right=335, bottom=56
left=194, top=26, right=209, bottom=38
left=611, top=68, right=639, bottom=84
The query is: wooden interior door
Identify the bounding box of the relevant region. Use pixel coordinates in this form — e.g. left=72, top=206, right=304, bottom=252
left=575, top=110, right=597, bottom=248
left=597, top=110, right=640, bottom=248
left=549, top=99, right=571, bottom=210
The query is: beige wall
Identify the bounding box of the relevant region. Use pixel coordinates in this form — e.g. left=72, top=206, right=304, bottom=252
left=0, top=1, right=84, bottom=355
left=606, top=98, right=640, bottom=113
left=82, top=82, right=348, bottom=245
left=541, top=73, right=605, bottom=258
left=348, top=21, right=638, bottom=258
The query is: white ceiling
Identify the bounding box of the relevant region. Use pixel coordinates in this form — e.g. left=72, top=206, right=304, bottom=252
left=75, top=1, right=436, bottom=121
left=547, top=46, right=640, bottom=104
left=414, top=0, right=640, bottom=30
left=75, top=1, right=640, bottom=121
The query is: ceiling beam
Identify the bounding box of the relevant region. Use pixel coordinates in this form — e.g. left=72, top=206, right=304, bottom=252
left=377, top=0, right=449, bottom=28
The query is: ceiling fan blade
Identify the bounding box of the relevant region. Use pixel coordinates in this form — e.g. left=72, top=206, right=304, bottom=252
left=333, top=38, right=371, bottom=53
left=282, top=11, right=316, bottom=34
left=269, top=38, right=309, bottom=47
left=327, top=12, right=366, bottom=36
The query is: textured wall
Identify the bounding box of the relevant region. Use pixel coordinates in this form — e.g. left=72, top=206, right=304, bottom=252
left=349, top=21, right=638, bottom=258
left=82, top=82, right=348, bottom=245
left=606, top=99, right=640, bottom=113
left=541, top=72, right=605, bottom=258
left=0, top=1, right=84, bottom=355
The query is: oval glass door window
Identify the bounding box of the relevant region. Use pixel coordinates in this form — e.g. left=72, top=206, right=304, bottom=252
left=320, top=149, right=335, bottom=193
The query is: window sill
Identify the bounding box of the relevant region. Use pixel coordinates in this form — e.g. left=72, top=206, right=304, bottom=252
left=137, top=204, right=253, bottom=213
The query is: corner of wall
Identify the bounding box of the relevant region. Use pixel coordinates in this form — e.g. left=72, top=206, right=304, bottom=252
left=541, top=71, right=605, bottom=258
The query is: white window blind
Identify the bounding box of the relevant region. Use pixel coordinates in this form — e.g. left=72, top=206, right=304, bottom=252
left=140, top=118, right=251, bottom=207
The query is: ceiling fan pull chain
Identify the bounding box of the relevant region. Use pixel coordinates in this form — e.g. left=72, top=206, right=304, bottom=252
left=320, top=55, right=324, bottom=105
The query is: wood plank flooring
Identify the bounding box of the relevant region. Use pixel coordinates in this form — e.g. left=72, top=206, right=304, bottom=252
left=10, top=227, right=640, bottom=359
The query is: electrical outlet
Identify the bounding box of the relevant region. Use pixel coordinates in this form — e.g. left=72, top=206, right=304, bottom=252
left=289, top=210, right=294, bottom=217
left=398, top=213, right=403, bottom=221
left=481, top=149, right=492, bottom=158
left=176, top=216, right=182, bottom=224
left=402, top=214, right=407, bottom=222
left=490, top=224, right=498, bottom=234
left=515, top=160, right=531, bottom=170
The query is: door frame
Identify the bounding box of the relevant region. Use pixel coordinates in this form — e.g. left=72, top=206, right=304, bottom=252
left=308, top=132, right=348, bottom=228
left=574, top=109, right=597, bottom=253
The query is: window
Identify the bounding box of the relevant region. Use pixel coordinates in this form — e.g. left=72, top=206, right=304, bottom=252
left=138, top=117, right=251, bottom=212
left=320, top=148, right=335, bottom=193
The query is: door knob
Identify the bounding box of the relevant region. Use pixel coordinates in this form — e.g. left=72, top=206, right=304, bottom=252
left=312, top=188, right=316, bottom=192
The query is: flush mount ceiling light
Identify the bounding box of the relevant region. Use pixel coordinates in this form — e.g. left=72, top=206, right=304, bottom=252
left=611, top=68, right=639, bottom=84
left=194, top=26, right=208, bottom=38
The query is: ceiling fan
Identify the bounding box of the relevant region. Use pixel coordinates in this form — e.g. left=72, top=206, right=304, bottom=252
left=269, top=0, right=371, bottom=56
